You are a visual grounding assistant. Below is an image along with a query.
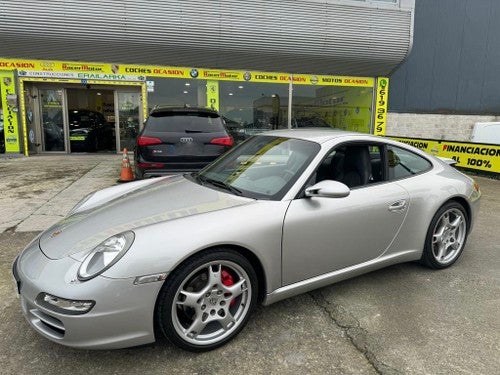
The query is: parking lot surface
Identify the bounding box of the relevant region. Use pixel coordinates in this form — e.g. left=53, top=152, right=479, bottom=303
left=0, top=155, right=498, bottom=374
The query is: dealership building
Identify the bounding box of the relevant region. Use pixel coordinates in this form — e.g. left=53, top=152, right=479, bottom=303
left=0, top=0, right=413, bottom=154
left=1, top=0, right=497, bottom=173
left=386, top=0, right=500, bottom=173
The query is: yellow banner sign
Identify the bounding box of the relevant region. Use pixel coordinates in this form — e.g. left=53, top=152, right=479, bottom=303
left=0, top=58, right=374, bottom=87
left=0, top=70, right=20, bottom=153
left=391, top=137, right=500, bottom=173
left=374, top=77, right=389, bottom=136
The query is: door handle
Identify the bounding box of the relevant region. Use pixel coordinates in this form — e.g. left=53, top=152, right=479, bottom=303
left=388, top=199, right=407, bottom=212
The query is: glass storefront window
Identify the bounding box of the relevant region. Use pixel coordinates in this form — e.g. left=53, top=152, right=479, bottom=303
left=141, top=79, right=377, bottom=140
left=292, top=85, right=373, bottom=133
left=40, top=89, right=65, bottom=151
left=145, top=76, right=375, bottom=145
left=118, top=91, right=141, bottom=151
left=218, top=81, right=289, bottom=143
left=147, top=78, right=207, bottom=112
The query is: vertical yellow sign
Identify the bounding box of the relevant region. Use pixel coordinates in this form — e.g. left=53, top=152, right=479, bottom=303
left=206, top=80, right=219, bottom=111
left=0, top=71, right=21, bottom=153
left=374, top=77, right=389, bottom=136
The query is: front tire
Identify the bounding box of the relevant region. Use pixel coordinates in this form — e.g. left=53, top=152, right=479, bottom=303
left=156, top=249, right=258, bottom=351
left=421, top=201, right=468, bottom=269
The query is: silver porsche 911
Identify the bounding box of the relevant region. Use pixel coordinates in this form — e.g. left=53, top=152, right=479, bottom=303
left=13, top=129, right=481, bottom=351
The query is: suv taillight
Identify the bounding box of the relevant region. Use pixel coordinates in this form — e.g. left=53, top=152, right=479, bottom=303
left=210, top=136, right=233, bottom=147
left=137, top=136, right=162, bottom=146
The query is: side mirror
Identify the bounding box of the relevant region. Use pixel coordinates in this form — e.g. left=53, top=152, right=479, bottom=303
left=305, top=180, right=350, bottom=198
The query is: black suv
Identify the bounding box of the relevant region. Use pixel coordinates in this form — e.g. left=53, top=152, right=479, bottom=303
left=135, top=107, right=233, bottom=179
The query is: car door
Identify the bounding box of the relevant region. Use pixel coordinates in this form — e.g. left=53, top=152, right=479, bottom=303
left=281, top=143, right=410, bottom=286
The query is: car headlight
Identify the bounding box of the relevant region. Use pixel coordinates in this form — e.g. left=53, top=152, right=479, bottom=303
left=77, top=232, right=135, bottom=281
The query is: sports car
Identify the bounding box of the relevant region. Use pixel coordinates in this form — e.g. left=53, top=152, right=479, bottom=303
left=12, top=129, right=481, bottom=351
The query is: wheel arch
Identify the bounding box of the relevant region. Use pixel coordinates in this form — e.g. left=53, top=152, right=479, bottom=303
left=445, top=196, right=472, bottom=232
left=152, top=243, right=267, bottom=344
left=420, top=195, right=471, bottom=269
left=209, top=244, right=267, bottom=304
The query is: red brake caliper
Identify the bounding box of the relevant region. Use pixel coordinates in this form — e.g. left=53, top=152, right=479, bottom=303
left=221, top=268, right=236, bottom=306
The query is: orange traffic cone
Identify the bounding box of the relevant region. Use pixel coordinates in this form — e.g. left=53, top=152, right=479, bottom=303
left=118, top=148, right=135, bottom=182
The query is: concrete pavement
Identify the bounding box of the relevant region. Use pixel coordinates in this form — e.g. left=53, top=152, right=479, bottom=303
left=0, top=154, right=120, bottom=232
left=0, top=155, right=498, bottom=374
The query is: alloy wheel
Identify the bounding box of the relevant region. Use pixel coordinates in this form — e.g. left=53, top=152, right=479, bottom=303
left=171, top=260, right=251, bottom=346
left=431, top=208, right=466, bottom=265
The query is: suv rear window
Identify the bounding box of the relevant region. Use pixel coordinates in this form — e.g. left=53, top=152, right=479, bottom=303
left=146, top=111, right=225, bottom=133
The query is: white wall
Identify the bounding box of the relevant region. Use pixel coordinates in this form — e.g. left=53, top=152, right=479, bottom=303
left=386, top=113, right=500, bottom=142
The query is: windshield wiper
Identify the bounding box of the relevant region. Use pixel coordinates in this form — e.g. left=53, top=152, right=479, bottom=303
left=196, top=174, right=243, bottom=196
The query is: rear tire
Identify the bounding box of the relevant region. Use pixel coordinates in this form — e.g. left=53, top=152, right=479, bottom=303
left=421, top=201, right=468, bottom=269
left=156, top=249, right=258, bottom=351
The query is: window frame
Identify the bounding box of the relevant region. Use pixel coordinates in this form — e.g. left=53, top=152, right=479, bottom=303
left=295, top=140, right=436, bottom=199
left=295, top=140, right=388, bottom=199
left=382, top=144, right=434, bottom=182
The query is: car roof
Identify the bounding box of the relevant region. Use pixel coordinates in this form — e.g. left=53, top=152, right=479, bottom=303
left=150, top=106, right=220, bottom=116
left=69, top=109, right=99, bottom=113
left=69, top=109, right=105, bottom=117
left=262, top=128, right=372, bottom=144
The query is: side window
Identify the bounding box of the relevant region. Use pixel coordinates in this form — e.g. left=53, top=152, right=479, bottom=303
left=387, top=145, right=432, bottom=180
left=315, top=147, right=345, bottom=183
left=315, top=143, right=383, bottom=188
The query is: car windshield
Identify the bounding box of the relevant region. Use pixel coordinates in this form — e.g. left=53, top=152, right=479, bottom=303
left=192, top=135, right=320, bottom=200
left=147, top=111, right=225, bottom=133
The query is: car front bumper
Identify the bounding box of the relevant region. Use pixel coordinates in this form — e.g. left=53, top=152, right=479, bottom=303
left=13, top=241, right=165, bottom=349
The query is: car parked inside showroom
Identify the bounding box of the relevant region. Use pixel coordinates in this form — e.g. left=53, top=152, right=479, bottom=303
left=134, top=107, right=234, bottom=178
left=68, top=109, right=115, bottom=152
left=13, top=129, right=481, bottom=351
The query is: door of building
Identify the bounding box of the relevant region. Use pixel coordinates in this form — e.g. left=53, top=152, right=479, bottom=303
left=116, top=90, right=142, bottom=152
left=66, top=87, right=117, bottom=153
left=39, top=87, right=67, bottom=152
left=27, top=83, right=142, bottom=154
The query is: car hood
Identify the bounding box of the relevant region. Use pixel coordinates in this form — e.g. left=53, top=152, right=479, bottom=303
left=39, top=175, right=253, bottom=260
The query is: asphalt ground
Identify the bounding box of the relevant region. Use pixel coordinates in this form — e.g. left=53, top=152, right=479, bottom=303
left=0, top=155, right=498, bottom=374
